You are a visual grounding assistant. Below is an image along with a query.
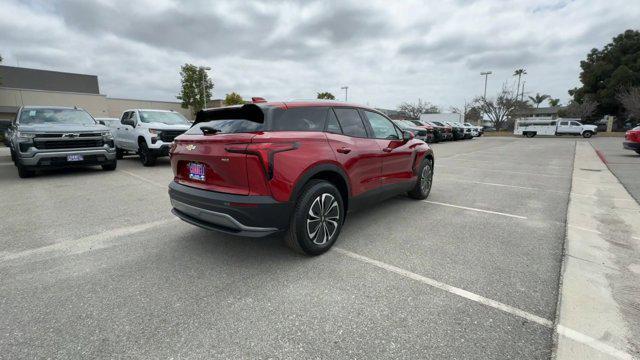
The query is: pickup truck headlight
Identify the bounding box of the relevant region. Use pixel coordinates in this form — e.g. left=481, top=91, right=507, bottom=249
left=16, top=131, right=36, bottom=140
left=101, top=131, right=114, bottom=140
left=148, top=129, right=161, bottom=137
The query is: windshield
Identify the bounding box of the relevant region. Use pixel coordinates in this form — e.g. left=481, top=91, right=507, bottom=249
left=139, top=111, right=189, bottom=125
left=19, top=108, right=96, bottom=126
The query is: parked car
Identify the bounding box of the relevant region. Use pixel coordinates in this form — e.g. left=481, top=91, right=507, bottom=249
left=443, top=121, right=466, bottom=140
left=8, top=106, right=117, bottom=178
left=428, top=121, right=453, bottom=141
left=624, top=126, right=640, bottom=154
left=514, top=119, right=597, bottom=138
left=464, top=122, right=483, bottom=137
left=405, top=120, right=436, bottom=143
left=454, top=122, right=474, bottom=139
left=95, top=117, right=120, bottom=136
left=393, top=120, right=431, bottom=142
left=113, top=109, right=191, bottom=166
left=168, top=101, right=434, bottom=255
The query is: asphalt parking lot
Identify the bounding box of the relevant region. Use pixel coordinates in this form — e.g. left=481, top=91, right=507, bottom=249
left=0, top=137, right=617, bottom=359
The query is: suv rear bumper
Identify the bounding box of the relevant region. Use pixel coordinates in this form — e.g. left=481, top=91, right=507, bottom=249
left=168, top=181, right=293, bottom=237
left=623, top=141, right=640, bottom=150
left=16, top=148, right=116, bottom=167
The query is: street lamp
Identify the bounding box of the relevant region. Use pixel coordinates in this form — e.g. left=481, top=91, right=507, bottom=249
left=341, top=86, right=348, bottom=102
left=480, top=71, right=492, bottom=99
left=201, top=66, right=211, bottom=109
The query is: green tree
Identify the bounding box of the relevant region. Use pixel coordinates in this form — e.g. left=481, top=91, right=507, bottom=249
left=548, top=98, right=561, bottom=107
left=528, top=93, right=550, bottom=108
left=317, top=92, right=336, bottom=100
left=224, top=92, right=244, bottom=106
left=569, top=30, right=640, bottom=119
left=177, top=64, right=214, bottom=116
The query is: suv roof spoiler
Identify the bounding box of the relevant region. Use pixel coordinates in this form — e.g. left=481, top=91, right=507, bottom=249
left=193, top=103, right=265, bottom=126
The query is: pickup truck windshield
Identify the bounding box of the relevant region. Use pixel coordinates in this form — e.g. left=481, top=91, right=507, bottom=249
left=19, top=108, right=96, bottom=125
left=139, top=111, right=189, bottom=125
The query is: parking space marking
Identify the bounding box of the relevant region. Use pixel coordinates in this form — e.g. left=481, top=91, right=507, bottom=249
left=439, top=158, right=570, bottom=170
left=423, top=200, right=528, bottom=219
left=334, top=247, right=553, bottom=327
left=119, top=169, right=168, bottom=189
left=0, top=162, right=13, bottom=166
left=438, top=164, right=571, bottom=178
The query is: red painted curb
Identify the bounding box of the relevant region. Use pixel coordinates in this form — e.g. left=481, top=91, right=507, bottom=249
left=595, top=149, right=608, bottom=165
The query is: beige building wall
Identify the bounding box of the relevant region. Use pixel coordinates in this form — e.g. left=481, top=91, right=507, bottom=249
left=0, top=87, right=194, bottom=120
left=0, top=87, right=109, bottom=117
left=106, top=98, right=192, bottom=119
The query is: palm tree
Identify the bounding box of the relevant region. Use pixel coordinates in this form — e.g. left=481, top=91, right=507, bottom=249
left=513, top=68, right=527, bottom=100
left=528, top=93, right=550, bottom=108
left=548, top=98, right=561, bottom=107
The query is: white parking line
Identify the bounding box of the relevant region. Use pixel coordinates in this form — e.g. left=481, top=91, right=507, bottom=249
left=556, top=325, right=635, bottom=360
left=423, top=200, right=528, bottom=219
left=0, top=162, right=13, bottom=166
left=438, top=165, right=571, bottom=178
left=119, top=169, right=168, bottom=189
left=334, top=247, right=553, bottom=327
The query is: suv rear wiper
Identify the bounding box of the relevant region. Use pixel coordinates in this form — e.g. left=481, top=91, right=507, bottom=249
left=200, top=126, right=220, bottom=135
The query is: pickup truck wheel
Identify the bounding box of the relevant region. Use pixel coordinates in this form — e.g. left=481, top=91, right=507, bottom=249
left=102, top=161, right=117, bottom=171
left=116, top=147, right=124, bottom=160
left=582, top=131, right=594, bottom=138
left=17, top=164, right=35, bottom=178
left=10, top=148, right=16, bottom=163
left=285, top=180, right=344, bottom=256
left=138, top=142, right=157, bottom=167
left=408, top=158, right=433, bottom=200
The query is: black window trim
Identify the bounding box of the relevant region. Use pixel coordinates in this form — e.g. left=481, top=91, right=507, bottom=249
left=324, top=107, right=344, bottom=134
left=330, top=106, right=371, bottom=139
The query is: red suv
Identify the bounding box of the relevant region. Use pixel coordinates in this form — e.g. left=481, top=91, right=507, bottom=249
left=168, top=101, right=434, bottom=255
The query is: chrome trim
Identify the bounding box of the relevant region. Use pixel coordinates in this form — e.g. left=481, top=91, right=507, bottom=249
left=170, top=199, right=278, bottom=233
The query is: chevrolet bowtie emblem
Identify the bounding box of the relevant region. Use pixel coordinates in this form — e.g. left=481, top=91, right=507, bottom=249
left=185, top=144, right=197, bottom=151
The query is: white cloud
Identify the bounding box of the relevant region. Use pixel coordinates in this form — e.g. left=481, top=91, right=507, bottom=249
left=1, top=0, right=638, bottom=109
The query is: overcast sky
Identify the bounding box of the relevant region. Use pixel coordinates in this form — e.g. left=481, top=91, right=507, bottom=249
left=1, top=0, right=639, bottom=110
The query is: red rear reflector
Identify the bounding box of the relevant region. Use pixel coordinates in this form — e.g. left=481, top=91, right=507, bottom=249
left=228, top=202, right=258, bottom=208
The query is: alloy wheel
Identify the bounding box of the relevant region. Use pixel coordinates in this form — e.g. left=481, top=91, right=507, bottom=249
left=306, top=193, right=340, bottom=245
left=420, top=162, right=433, bottom=194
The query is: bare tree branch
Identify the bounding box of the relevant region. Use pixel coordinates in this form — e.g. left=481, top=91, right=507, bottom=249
left=473, top=86, right=530, bottom=130
left=397, top=99, right=439, bottom=119
left=617, top=87, right=640, bottom=121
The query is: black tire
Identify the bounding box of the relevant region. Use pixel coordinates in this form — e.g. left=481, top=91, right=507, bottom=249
left=116, top=147, right=124, bottom=160
left=102, top=161, right=117, bottom=171
left=138, top=141, right=157, bottom=167
left=635, top=150, right=640, bottom=155
left=525, top=132, right=536, bottom=138
left=408, top=158, right=433, bottom=200
left=17, top=164, right=35, bottom=178
left=582, top=131, right=593, bottom=138
left=10, top=148, right=16, bottom=163
left=284, top=180, right=344, bottom=256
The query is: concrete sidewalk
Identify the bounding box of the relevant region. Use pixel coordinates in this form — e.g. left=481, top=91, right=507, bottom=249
left=554, top=142, right=640, bottom=359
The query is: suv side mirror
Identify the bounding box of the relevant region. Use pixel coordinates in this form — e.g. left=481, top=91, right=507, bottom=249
left=402, top=130, right=414, bottom=142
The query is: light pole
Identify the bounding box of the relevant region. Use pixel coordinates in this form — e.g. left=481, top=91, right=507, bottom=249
left=341, top=86, right=348, bottom=102
left=480, top=71, right=492, bottom=99
left=201, top=66, right=211, bottom=109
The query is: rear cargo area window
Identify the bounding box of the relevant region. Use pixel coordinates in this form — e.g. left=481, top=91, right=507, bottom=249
left=271, top=107, right=328, bottom=132
left=188, top=104, right=265, bottom=134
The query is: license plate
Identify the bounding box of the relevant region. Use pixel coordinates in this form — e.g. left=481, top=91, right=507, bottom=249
left=67, top=155, right=84, bottom=162
left=188, top=162, right=206, bottom=181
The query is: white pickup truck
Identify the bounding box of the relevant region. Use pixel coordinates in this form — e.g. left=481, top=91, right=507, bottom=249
left=514, top=118, right=598, bottom=138
left=110, top=109, right=191, bottom=166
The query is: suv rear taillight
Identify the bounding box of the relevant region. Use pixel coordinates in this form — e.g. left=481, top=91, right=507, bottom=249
left=225, top=142, right=299, bottom=179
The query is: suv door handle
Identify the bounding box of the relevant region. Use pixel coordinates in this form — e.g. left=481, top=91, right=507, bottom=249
left=336, top=147, right=351, bottom=154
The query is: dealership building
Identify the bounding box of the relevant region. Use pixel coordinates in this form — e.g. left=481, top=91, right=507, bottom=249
left=0, top=65, right=198, bottom=122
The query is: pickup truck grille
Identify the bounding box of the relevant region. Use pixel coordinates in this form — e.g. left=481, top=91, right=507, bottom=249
left=416, top=130, right=427, bottom=137
left=34, top=138, right=104, bottom=150
left=160, top=130, right=186, bottom=143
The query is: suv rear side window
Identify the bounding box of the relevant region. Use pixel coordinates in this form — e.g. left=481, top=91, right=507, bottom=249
left=363, top=111, right=399, bottom=139
left=326, top=109, right=342, bottom=134
left=271, top=107, right=328, bottom=132
left=334, top=108, right=367, bottom=137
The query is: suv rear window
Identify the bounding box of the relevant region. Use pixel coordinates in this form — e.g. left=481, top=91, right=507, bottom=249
left=271, top=107, right=328, bottom=132
left=187, top=104, right=265, bottom=135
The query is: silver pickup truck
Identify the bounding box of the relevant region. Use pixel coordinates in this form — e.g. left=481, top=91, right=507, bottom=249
left=8, top=106, right=117, bottom=178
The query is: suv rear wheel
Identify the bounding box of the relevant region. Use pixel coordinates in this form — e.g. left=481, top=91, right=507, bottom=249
left=408, top=158, right=433, bottom=199
left=285, top=180, right=344, bottom=255
left=138, top=141, right=157, bottom=167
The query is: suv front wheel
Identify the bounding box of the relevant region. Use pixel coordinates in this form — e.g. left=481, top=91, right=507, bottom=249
left=138, top=141, right=157, bottom=167
left=285, top=180, right=344, bottom=256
